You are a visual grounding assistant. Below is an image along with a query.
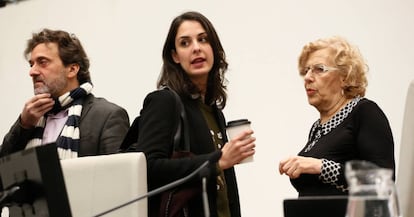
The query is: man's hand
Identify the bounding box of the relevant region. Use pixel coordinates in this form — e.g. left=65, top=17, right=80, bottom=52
left=20, top=93, right=54, bottom=128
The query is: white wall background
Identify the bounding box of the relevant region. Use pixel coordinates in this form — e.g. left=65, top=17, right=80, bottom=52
left=1, top=0, right=413, bottom=216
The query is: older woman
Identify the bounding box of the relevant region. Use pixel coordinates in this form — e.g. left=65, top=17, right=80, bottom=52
left=279, top=36, right=395, bottom=196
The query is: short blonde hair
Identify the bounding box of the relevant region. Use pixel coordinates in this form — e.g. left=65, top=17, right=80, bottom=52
left=298, top=36, right=368, bottom=98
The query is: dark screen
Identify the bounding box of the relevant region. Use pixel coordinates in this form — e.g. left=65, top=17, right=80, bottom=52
left=0, top=143, right=71, bottom=217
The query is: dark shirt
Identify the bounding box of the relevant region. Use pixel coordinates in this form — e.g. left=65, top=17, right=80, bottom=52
left=291, top=98, right=395, bottom=196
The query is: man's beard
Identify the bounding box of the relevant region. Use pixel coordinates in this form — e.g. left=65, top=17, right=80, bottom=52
left=34, top=85, right=50, bottom=95
left=33, top=72, right=68, bottom=97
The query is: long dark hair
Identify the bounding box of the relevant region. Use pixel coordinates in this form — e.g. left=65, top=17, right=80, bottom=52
left=157, top=11, right=228, bottom=108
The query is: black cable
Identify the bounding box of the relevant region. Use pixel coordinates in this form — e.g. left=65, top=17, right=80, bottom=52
left=0, top=186, right=21, bottom=208
left=92, top=160, right=209, bottom=217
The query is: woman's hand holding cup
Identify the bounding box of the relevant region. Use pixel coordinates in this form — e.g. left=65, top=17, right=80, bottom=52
left=219, top=119, right=256, bottom=169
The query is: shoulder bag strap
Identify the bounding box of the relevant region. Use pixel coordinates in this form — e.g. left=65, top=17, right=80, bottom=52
left=164, top=87, right=191, bottom=152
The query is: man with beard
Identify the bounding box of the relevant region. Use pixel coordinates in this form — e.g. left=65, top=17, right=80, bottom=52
left=0, top=29, right=129, bottom=159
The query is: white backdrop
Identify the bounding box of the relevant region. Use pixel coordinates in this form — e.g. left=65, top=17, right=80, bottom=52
left=1, top=0, right=413, bottom=216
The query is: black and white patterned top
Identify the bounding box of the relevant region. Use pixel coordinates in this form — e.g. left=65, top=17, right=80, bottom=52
left=290, top=97, right=395, bottom=197
left=304, top=96, right=362, bottom=152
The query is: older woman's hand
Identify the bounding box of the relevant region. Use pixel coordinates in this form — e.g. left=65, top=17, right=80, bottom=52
left=279, top=156, right=322, bottom=179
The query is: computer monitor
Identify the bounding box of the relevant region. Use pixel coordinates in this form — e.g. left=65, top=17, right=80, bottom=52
left=283, top=196, right=348, bottom=217
left=0, top=143, right=71, bottom=217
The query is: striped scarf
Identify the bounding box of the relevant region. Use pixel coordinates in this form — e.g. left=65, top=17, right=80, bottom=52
left=26, top=82, right=93, bottom=160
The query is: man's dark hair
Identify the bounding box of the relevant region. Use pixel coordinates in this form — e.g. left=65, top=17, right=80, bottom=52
left=24, top=28, right=91, bottom=84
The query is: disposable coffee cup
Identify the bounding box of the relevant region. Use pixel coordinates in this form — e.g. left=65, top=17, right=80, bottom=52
left=226, top=119, right=253, bottom=164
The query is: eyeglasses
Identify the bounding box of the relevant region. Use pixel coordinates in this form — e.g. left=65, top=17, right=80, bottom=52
left=300, top=64, right=338, bottom=76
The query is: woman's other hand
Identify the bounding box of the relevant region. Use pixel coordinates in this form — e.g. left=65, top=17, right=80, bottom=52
left=279, top=156, right=322, bottom=179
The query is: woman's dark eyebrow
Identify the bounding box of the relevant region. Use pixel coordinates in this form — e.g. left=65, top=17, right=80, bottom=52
left=178, top=32, right=207, bottom=39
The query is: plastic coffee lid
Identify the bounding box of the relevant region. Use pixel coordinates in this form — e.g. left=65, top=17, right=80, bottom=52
left=227, top=119, right=251, bottom=127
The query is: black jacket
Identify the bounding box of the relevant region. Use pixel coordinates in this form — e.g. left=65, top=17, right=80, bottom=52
left=135, top=89, right=241, bottom=217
